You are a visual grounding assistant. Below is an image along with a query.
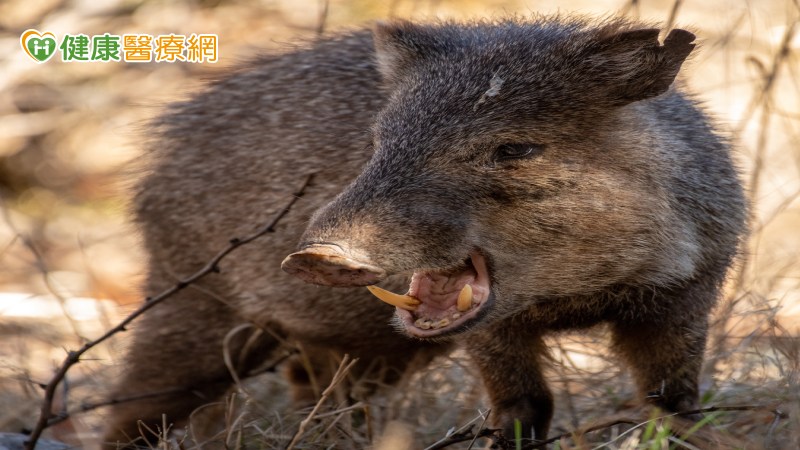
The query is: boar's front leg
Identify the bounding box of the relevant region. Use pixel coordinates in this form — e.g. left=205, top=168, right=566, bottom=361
left=466, top=317, right=553, bottom=442
left=610, top=282, right=715, bottom=415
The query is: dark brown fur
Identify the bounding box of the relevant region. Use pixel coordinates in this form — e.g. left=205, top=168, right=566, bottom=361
left=106, top=16, right=747, bottom=446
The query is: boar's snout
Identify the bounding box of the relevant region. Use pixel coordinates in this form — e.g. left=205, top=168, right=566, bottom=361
left=281, top=244, right=387, bottom=287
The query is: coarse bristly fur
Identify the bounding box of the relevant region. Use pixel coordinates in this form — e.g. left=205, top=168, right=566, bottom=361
left=105, top=15, right=748, bottom=447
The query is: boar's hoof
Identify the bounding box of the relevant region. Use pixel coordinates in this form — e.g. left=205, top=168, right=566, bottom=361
left=281, top=244, right=386, bottom=287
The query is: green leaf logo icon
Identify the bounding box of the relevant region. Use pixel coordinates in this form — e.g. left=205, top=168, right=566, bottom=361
left=21, top=29, right=57, bottom=63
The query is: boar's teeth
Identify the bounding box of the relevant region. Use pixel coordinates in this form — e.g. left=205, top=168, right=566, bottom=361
left=435, top=318, right=451, bottom=328
left=457, top=284, right=473, bottom=312
left=366, top=285, right=420, bottom=311
left=414, top=318, right=433, bottom=330
left=451, top=312, right=462, bottom=320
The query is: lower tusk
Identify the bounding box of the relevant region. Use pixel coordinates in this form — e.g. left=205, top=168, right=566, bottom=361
left=457, top=284, right=473, bottom=312
left=367, top=285, right=421, bottom=311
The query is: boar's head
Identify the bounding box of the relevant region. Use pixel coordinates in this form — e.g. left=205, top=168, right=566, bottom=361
left=283, top=18, right=699, bottom=338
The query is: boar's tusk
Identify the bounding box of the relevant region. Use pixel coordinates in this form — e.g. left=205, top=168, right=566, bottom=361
left=366, top=285, right=420, bottom=311
left=457, top=284, right=473, bottom=312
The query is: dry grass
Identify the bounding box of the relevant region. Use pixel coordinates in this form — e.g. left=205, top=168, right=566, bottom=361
left=1, top=0, right=799, bottom=449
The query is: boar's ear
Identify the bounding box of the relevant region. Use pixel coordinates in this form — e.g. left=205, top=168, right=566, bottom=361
left=373, top=20, right=442, bottom=84
left=587, top=28, right=695, bottom=105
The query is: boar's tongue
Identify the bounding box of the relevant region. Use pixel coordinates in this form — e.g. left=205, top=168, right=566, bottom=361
left=408, top=268, right=475, bottom=317
left=365, top=252, right=490, bottom=335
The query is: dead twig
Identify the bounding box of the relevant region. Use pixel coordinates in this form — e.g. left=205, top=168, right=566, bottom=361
left=285, top=354, right=359, bottom=450
left=24, top=174, right=314, bottom=450
left=46, top=386, right=195, bottom=428
left=316, top=0, right=329, bottom=36
left=43, top=345, right=298, bottom=429
left=424, top=404, right=787, bottom=450
left=530, top=404, right=788, bottom=450
left=424, top=409, right=496, bottom=450
left=663, top=0, right=684, bottom=34
left=466, top=409, right=491, bottom=450
left=424, top=426, right=500, bottom=450
left=0, top=198, right=85, bottom=340
left=705, top=20, right=799, bottom=381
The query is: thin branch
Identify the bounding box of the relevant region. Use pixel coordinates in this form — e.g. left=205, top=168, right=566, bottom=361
left=285, top=354, right=359, bottom=450
left=0, top=198, right=85, bottom=339
left=222, top=323, right=259, bottom=393
left=44, top=343, right=298, bottom=429
left=424, top=409, right=497, bottom=450
left=316, top=0, right=329, bottom=36
left=752, top=186, right=800, bottom=235
left=619, top=0, right=641, bottom=18
left=423, top=404, right=787, bottom=450
left=24, top=174, right=314, bottom=450
left=312, top=401, right=366, bottom=419
left=425, top=427, right=501, bottom=450
left=46, top=386, right=192, bottom=427
left=467, top=409, right=491, bottom=450
left=733, top=21, right=797, bottom=137
left=663, top=0, right=684, bottom=33
left=43, top=342, right=299, bottom=427
left=531, top=404, right=788, bottom=450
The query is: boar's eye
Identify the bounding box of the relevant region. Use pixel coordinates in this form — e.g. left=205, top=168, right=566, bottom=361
left=493, top=144, right=544, bottom=163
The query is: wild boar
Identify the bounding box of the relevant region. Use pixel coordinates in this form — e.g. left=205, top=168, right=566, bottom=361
left=107, top=16, right=747, bottom=446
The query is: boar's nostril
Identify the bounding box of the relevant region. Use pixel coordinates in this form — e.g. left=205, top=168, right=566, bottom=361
left=281, top=244, right=386, bottom=287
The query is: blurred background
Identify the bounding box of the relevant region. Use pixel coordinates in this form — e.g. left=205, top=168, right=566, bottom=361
left=1, top=0, right=798, bottom=448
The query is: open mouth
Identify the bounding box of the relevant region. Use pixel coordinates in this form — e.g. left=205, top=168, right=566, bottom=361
left=366, top=251, right=492, bottom=338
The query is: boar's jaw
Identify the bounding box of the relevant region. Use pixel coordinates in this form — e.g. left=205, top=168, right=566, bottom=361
left=282, top=243, right=494, bottom=338
left=372, top=251, right=493, bottom=338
